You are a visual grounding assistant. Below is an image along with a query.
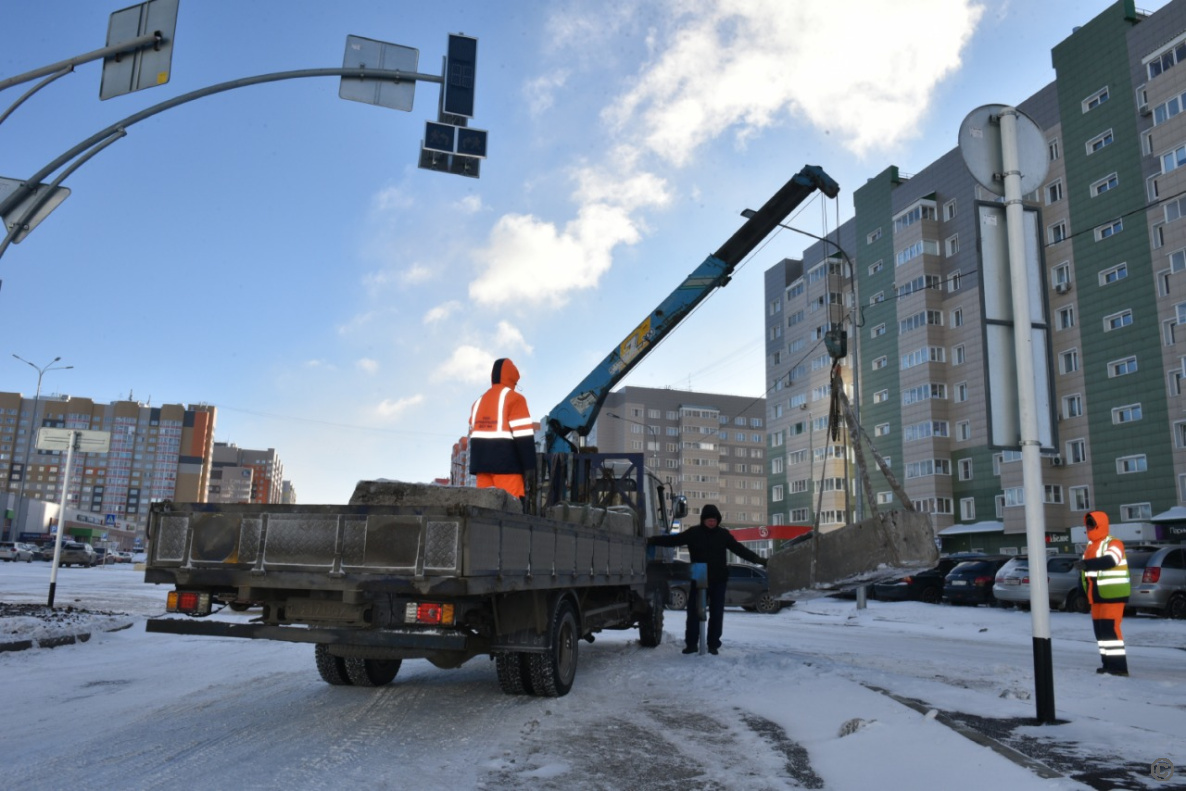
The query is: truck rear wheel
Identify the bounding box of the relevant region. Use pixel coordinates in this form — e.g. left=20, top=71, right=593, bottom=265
left=638, top=590, right=664, bottom=647
left=494, top=651, right=536, bottom=695
left=526, top=601, right=578, bottom=697
left=344, top=657, right=401, bottom=687
left=314, top=644, right=353, bottom=686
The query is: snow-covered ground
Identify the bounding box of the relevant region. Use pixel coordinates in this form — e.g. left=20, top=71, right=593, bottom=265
left=2, top=562, right=1183, bottom=790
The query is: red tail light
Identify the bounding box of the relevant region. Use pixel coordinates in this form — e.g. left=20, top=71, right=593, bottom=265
left=973, top=575, right=993, bottom=586
left=1142, top=567, right=1161, bottom=584
left=903, top=576, right=915, bottom=583
left=1021, top=576, right=1030, bottom=584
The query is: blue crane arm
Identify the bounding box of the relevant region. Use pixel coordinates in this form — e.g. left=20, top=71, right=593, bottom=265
left=544, top=164, right=839, bottom=453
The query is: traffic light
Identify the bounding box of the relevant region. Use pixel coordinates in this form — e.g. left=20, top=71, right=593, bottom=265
left=443, top=34, right=477, bottom=118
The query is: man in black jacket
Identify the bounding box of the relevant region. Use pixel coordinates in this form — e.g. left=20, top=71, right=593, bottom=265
left=647, top=504, right=768, bottom=655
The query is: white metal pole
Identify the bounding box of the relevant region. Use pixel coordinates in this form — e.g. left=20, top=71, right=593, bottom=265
left=1000, top=107, right=1055, bottom=723
left=47, top=430, right=77, bottom=608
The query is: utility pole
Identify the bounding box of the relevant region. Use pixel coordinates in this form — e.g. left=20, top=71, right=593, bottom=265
left=8, top=355, right=72, bottom=542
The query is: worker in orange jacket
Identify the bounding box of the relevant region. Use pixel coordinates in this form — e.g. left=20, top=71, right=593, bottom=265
left=1076, top=510, right=1130, bottom=676
left=468, top=358, right=536, bottom=501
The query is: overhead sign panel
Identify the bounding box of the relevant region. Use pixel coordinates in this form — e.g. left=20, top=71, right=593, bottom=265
left=0, top=176, right=70, bottom=243
left=100, top=0, right=179, bottom=100
left=37, top=428, right=112, bottom=454
left=443, top=34, right=477, bottom=118
left=340, top=35, right=419, bottom=111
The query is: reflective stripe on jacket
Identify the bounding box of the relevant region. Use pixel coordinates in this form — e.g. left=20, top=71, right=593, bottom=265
left=468, top=385, right=536, bottom=476
left=1082, top=536, right=1130, bottom=601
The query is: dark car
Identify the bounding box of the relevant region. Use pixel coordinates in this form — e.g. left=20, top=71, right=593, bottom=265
left=1127, top=546, right=1186, bottom=618
left=666, top=563, right=787, bottom=614
left=874, top=554, right=984, bottom=604
left=943, top=555, right=1012, bottom=606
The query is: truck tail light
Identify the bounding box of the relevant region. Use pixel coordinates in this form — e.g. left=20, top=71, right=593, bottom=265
left=167, top=590, right=212, bottom=615
left=405, top=602, right=455, bottom=625
left=1142, top=567, right=1161, bottom=584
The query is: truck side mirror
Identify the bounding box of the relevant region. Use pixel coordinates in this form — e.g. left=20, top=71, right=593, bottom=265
left=672, top=495, right=688, bottom=520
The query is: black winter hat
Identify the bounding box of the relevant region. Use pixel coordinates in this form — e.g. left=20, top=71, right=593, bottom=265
left=701, top=504, right=722, bottom=523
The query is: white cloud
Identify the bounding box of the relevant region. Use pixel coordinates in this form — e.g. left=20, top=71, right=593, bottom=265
left=468, top=202, right=642, bottom=307
left=605, top=0, right=984, bottom=162
left=456, top=194, right=484, bottom=214
left=431, top=344, right=494, bottom=385
left=374, top=394, right=424, bottom=420
left=423, top=300, right=463, bottom=324
left=494, top=321, right=533, bottom=355
left=371, top=185, right=414, bottom=213
left=356, top=358, right=379, bottom=375
left=523, top=70, right=570, bottom=116
left=401, top=264, right=435, bottom=284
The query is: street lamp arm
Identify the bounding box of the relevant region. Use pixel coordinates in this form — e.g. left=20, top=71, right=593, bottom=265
left=0, top=66, right=442, bottom=221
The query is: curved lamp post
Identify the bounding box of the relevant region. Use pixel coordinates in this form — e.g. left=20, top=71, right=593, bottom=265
left=9, top=354, right=72, bottom=541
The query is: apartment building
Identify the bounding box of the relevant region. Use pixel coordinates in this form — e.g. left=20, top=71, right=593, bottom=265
left=0, top=392, right=216, bottom=537
left=765, top=0, right=1186, bottom=552
left=210, top=442, right=286, bottom=504
left=593, top=386, right=767, bottom=528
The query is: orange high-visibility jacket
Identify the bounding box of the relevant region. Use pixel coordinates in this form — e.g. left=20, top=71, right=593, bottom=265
left=468, top=358, right=537, bottom=477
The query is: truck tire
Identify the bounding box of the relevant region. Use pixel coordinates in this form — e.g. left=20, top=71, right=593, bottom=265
left=314, top=644, right=353, bottom=686
left=494, top=651, right=535, bottom=695
left=526, top=601, right=578, bottom=697
left=638, top=590, right=664, bottom=647
left=344, top=657, right=401, bottom=687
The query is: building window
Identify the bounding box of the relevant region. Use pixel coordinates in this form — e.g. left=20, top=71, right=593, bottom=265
left=1057, top=306, right=1075, bottom=330
left=944, top=199, right=957, bottom=220
left=868, top=259, right=883, bottom=276
left=1121, top=502, right=1152, bottom=521
left=1100, top=262, right=1128, bottom=284
left=1062, top=394, right=1083, bottom=419
left=953, top=344, right=966, bottom=365
left=1148, top=40, right=1186, bottom=79
left=1162, top=143, right=1186, bottom=174
left=1052, top=262, right=1071, bottom=287
left=1048, top=138, right=1060, bottom=161
left=945, top=235, right=959, bottom=257
left=1059, top=349, right=1079, bottom=374
left=1046, top=180, right=1063, bottom=204
left=873, top=389, right=889, bottom=404
left=955, top=382, right=968, bottom=403
left=1104, top=310, right=1133, bottom=331
left=876, top=491, right=893, bottom=505
left=948, top=270, right=962, bottom=292
left=1108, top=356, right=1138, bottom=377
left=1112, top=403, right=1142, bottom=424
left=1070, top=485, right=1091, bottom=511
left=1092, top=173, right=1119, bottom=196
left=956, top=421, right=970, bottom=441
left=874, top=423, right=891, bottom=437
left=1067, top=439, right=1087, bottom=464
left=951, top=307, right=963, bottom=327
left=1086, top=129, right=1114, bottom=154
left=771, top=485, right=784, bottom=502
left=958, top=458, right=973, bottom=481
left=872, top=356, right=888, bottom=370
left=1094, top=219, right=1123, bottom=241
left=960, top=498, right=976, bottom=520
left=1049, top=221, right=1068, bottom=244
left=1116, top=455, right=1147, bottom=474
left=871, top=323, right=886, bottom=338
left=1082, top=87, right=1109, bottom=111
left=867, top=228, right=882, bottom=244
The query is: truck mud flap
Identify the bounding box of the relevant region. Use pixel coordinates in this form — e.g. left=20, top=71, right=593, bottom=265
left=145, top=618, right=468, bottom=651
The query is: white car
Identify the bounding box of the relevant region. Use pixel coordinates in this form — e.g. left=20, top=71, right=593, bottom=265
left=0, top=541, right=34, bottom=562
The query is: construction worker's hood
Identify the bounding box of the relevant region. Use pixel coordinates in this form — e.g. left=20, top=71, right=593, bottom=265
left=491, top=358, right=520, bottom=389
left=1085, top=510, right=1110, bottom=542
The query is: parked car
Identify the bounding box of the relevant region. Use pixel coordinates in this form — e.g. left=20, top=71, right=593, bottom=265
left=874, top=554, right=984, bottom=604
left=1126, top=545, right=1186, bottom=618
left=0, top=541, right=34, bottom=562
left=992, top=554, right=1089, bottom=613
left=666, top=564, right=786, bottom=614
left=32, top=544, right=58, bottom=561
left=943, top=556, right=1012, bottom=606
left=93, top=547, right=117, bottom=565
left=58, top=541, right=97, bottom=567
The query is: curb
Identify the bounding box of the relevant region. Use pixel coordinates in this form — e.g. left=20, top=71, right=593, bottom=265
left=0, top=620, right=134, bottom=654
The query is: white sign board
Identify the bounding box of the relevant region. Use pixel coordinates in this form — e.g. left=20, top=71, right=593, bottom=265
left=36, top=428, right=112, bottom=454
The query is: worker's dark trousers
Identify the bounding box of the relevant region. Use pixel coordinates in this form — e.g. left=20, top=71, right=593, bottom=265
left=1091, top=601, right=1128, bottom=675
left=685, top=581, right=727, bottom=650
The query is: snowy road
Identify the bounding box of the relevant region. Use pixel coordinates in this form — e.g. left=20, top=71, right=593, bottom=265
left=3, top=563, right=1184, bottom=790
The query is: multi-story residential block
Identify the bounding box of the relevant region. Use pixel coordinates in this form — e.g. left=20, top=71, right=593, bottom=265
left=210, top=442, right=285, bottom=505
left=767, top=0, right=1186, bottom=552
left=593, top=386, right=767, bottom=528
left=0, top=392, right=216, bottom=539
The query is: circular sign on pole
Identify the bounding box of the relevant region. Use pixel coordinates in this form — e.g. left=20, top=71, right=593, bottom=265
left=958, top=104, right=1049, bottom=196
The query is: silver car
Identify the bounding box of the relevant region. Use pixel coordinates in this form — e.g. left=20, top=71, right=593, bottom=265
left=992, top=554, right=1089, bottom=613
left=1127, top=546, right=1186, bottom=618
left=0, top=541, right=34, bottom=562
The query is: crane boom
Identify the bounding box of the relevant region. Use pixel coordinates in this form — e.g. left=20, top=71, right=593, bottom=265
left=544, top=164, right=839, bottom=453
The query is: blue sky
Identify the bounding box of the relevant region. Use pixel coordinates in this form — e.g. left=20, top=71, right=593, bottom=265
left=0, top=0, right=1167, bottom=504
